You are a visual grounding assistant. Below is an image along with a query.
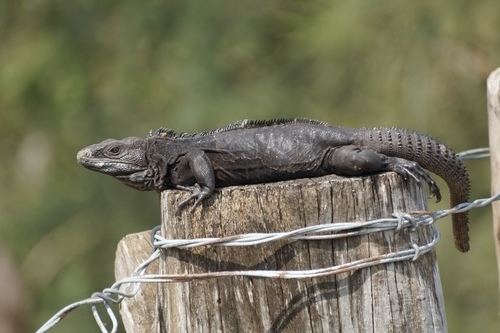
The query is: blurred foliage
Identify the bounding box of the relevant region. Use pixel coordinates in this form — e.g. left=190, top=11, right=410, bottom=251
left=1, top=0, right=499, bottom=331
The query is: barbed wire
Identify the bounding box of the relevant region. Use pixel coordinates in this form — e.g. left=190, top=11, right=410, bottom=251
left=36, top=147, right=494, bottom=333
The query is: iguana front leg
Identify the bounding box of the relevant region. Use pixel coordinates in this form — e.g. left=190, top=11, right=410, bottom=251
left=175, top=150, right=215, bottom=211
left=325, top=145, right=441, bottom=201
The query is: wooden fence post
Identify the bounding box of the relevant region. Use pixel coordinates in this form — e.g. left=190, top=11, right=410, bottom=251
left=487, top=68, right=500, bottom=303
left=115, top=173, right=446, bottom=332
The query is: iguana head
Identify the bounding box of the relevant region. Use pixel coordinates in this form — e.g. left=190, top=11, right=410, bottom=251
left=77, top=137, right=155, bottom=190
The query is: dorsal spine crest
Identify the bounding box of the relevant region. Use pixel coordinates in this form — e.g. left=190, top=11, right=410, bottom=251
left=149, top=118, right=331, bottom=139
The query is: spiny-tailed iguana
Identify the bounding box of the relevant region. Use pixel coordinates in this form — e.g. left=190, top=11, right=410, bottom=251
left=76, top=119, right=471, bottom=252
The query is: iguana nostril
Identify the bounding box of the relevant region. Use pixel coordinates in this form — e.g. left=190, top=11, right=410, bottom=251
left=76, top=148, right=90, bottom=164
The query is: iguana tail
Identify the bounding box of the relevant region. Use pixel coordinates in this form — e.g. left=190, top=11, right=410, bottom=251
left=353, top=127, right=471, bottom=252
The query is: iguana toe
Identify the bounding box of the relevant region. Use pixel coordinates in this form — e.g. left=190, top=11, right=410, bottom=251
left=176, top=184, right=212, bottom=212
left=388, top=158, right=442, bottom=203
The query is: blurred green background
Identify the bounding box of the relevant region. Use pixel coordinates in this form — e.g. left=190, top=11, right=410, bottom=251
left=1, top=0, right=499, bottom=331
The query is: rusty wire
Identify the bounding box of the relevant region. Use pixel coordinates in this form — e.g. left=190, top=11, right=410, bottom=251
left=36, top=147, right=493, bottom=333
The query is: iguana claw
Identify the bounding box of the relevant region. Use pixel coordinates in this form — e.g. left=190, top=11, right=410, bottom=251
left=388, top=158, right=441, bottom=202
left=176, top=184, right=211, bottom=213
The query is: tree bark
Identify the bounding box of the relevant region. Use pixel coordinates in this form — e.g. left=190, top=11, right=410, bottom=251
left=487, top=67, right=500, bottom=304
left=115, top=173, right=446, bottom=332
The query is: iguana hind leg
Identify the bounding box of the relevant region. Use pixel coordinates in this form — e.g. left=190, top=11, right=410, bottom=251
left=325, top=145, right=441, bottom=201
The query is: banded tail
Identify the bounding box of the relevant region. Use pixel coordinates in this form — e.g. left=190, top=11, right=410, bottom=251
left=353, top=128, right=471, bottom=252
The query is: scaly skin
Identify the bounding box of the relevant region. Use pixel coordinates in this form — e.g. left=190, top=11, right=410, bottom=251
left=353, top=128, right=470, bottom=252
left=77, top=119, right=471, bottom=252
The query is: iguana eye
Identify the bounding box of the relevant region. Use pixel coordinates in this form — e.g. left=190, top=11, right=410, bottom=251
left=108, top=146, right=121, bottom=155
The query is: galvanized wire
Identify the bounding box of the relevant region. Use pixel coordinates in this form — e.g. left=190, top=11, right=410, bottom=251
left=457, top=147, right=490, bottom=160
left=35, top=250, right=161, bottom=333
left=36, top=147, right=493, bottom=333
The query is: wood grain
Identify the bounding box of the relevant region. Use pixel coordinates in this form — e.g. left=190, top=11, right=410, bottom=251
left=487, top=68, right=500, bottom=302
left=116, top=173, right=446, bottom=332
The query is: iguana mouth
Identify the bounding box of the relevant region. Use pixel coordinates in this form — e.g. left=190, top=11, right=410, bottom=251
left=79, top=158, right=135, bottom=168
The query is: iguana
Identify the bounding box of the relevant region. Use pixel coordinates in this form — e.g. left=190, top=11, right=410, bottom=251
left=76, top=119, right=471, bottom=252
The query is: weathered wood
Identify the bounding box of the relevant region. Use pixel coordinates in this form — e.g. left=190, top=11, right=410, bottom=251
left=116, top=173, right=446, bottom=332
left=115, top=232, right=160, bottom=332
left=487, top=67, right=500, bottom=302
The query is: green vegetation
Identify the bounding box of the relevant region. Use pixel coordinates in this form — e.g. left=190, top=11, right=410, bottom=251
left=1, top=1, right=499, bottom=331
